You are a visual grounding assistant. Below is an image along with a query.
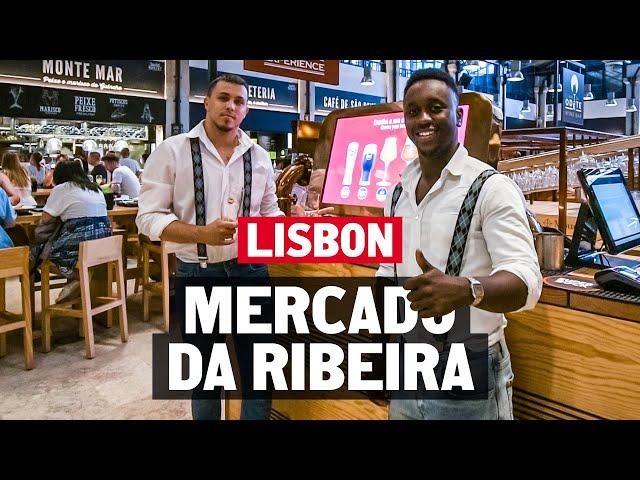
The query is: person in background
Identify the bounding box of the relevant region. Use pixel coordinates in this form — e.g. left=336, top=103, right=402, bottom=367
left=31, top=160, right=111, bottom=303
left=23, top=152, right=46, bottom=187
left=0, top=188, right=17, bottom=248
left=119, top=148, right=141, bottom=177
left=102, top=154, right=140, bottom=198
left=1, top=152, right=35, bottom=206
left=141, top=153, right=149, bottom=165
left=75, top=153, right=89, bottom=174
left=42, top=154, right=68, bottom=190
left=87, top=151, right=108, bottom=184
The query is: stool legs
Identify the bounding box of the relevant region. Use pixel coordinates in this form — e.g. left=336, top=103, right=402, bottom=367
left=79, top=264, right=95, bottom=359
left=0, top=278, right=5, bottom=358
left=41, top=262, right=52, bottom=353
left=161, top=249, right=170, bottom=333
left=116, top=257, right=128, bottom=343
left=142, top=246, right=150, bottom=323
left=20, top=271, right=34, bottom=370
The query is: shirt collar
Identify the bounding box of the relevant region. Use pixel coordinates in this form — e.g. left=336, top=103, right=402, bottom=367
left=187, top=120, right=253, bottom=157
left=400, top=143, right=468, bottom=189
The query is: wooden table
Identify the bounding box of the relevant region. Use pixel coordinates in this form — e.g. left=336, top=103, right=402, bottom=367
left=15, top=205, right=138, bottom=227
left=32, top=189, right=51, bottom=205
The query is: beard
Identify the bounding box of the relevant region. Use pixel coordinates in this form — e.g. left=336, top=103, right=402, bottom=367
left=212, top=116, right=236, bottom=133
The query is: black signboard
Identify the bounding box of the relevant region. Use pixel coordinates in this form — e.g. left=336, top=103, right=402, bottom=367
left=0, top=60, right=165, bottom=98
left=0, top=83, right=165, bottom=125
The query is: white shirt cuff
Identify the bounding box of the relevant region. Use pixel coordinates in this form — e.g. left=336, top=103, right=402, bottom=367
left=490, top=264, right=543, bottom=312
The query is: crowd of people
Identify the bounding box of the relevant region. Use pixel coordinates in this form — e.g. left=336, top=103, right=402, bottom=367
left=0, top=147, right=144, bottom=302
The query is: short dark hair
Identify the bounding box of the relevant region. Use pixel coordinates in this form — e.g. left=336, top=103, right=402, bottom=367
left=53, top=159, right=100, bottom=192
left=120, top=147, right=130, bottom=157
left=102, top=154, right=119, bottom=164
left=206, top=74, right=248, bottom=97
left=404, top=68, right=459, bottom=100
left=30, top=152, right=43, bottom=164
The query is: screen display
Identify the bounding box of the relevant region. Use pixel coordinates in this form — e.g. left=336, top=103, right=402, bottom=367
left=591, top=180, right=640, bottom=245
left=322, top=106, right=469, bottom=209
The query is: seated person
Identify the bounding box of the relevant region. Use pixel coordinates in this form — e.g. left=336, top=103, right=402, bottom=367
left=42, top=154, right=69, bottom=189
left=0, top=188, right=17, bottom=249
left=22, top=152, right=46, bottom=187
left=0, top=170, right=21, bottom=206
left=2, top=152, right=37, bottom=206
left=119, top=148, right=141, bottom=177
left=102, top=154, right=140, bottom=198
left=87, top=151, right=108, bottom=184
left=31, top=159, right=112, bottom=302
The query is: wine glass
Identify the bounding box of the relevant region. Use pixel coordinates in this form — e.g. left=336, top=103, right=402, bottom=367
left=400, top=136, right=418, bottom=165
left=377, top=137, right=397, bottom=187
left=95, top=174, right=103, bottom=185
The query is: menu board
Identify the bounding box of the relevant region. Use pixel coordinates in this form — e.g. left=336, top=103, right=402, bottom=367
left=322, top=106, right=469, bottom=209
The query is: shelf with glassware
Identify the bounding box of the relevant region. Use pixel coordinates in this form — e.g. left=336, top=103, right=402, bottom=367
left=497, top=128, right=640, bottom=234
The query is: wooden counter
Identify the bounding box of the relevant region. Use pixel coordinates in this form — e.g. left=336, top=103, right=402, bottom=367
left=505, top=249, right=640, bottom=419
left=266, top=251, right=640, bottom=420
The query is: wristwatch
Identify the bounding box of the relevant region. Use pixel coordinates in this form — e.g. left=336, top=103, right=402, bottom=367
left=468, top=277, right=484, bottom=306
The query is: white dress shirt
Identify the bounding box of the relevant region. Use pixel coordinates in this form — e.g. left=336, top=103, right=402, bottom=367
left=376, top=145, right=542, bottom=347
left=136, top=120, right=284, bottom=263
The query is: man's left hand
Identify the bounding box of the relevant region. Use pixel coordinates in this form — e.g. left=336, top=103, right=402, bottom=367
left=403, top=249, right=472, bottom=319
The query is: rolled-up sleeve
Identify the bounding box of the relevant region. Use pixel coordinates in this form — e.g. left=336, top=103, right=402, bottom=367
left=136, top=142, right=179, bottom=241
left=481, top=176, right=542, bottom=312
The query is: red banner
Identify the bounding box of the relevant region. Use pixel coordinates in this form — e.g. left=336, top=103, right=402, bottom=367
left=237, top=216, right=402, bottom=264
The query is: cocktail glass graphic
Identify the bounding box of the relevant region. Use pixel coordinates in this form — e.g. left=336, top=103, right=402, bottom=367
left=9, top=86, right=23, bottom=110
left=359, top=144, right=377, bottom=186
left=377, top=137, right=397, bottom=186
left=401, top=136, right=418, bottom=165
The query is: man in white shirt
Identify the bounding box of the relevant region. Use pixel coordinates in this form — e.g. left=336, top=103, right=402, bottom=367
left=102, top=154, right=141, bottom=198
left=119, top=148, right=141, bottom=177
left=376, top=69, right=542, bottom=420
left=136, top=74, right=283, bottom=421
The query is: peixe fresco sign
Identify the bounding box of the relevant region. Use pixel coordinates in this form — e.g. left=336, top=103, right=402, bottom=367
left=0, top=83, right=165, bottom=124
left=244, top=60, right=339, bottom=85
left=0, top=60, right=165, bottom=98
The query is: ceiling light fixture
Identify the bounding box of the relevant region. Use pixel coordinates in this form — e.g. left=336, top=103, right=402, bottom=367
left=506, top=60, right=524, bottom=82
left=583, top=83, right=594, bottom=101
left=360, top=63, right=374, bottom=86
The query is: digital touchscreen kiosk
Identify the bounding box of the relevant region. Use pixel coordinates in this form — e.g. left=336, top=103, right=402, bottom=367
left=577, top=167, right=640, bottom=255
left=321, top=106, right=469, bottom=210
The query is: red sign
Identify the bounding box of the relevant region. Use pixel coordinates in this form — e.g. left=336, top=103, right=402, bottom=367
left=244, top=60, right=339, bottom=85
left=237, top=217, right=402, bottom=264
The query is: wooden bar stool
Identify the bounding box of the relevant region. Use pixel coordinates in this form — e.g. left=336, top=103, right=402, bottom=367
left=41, top=235, right=128, bottom=359
left=138, top=234, right=176, bottom=333
left=0, top=246, right=34, bottom=370
left=112, top=228, right=142, bottom=295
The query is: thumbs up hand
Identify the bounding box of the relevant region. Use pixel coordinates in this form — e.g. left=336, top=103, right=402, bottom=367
left=403, top=249, right=473, bottom=318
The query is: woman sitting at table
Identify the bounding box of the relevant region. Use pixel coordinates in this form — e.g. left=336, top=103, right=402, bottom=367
left=2, top=152, right=37, bottom=207
left=31, top=159, right=112, bottom=303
